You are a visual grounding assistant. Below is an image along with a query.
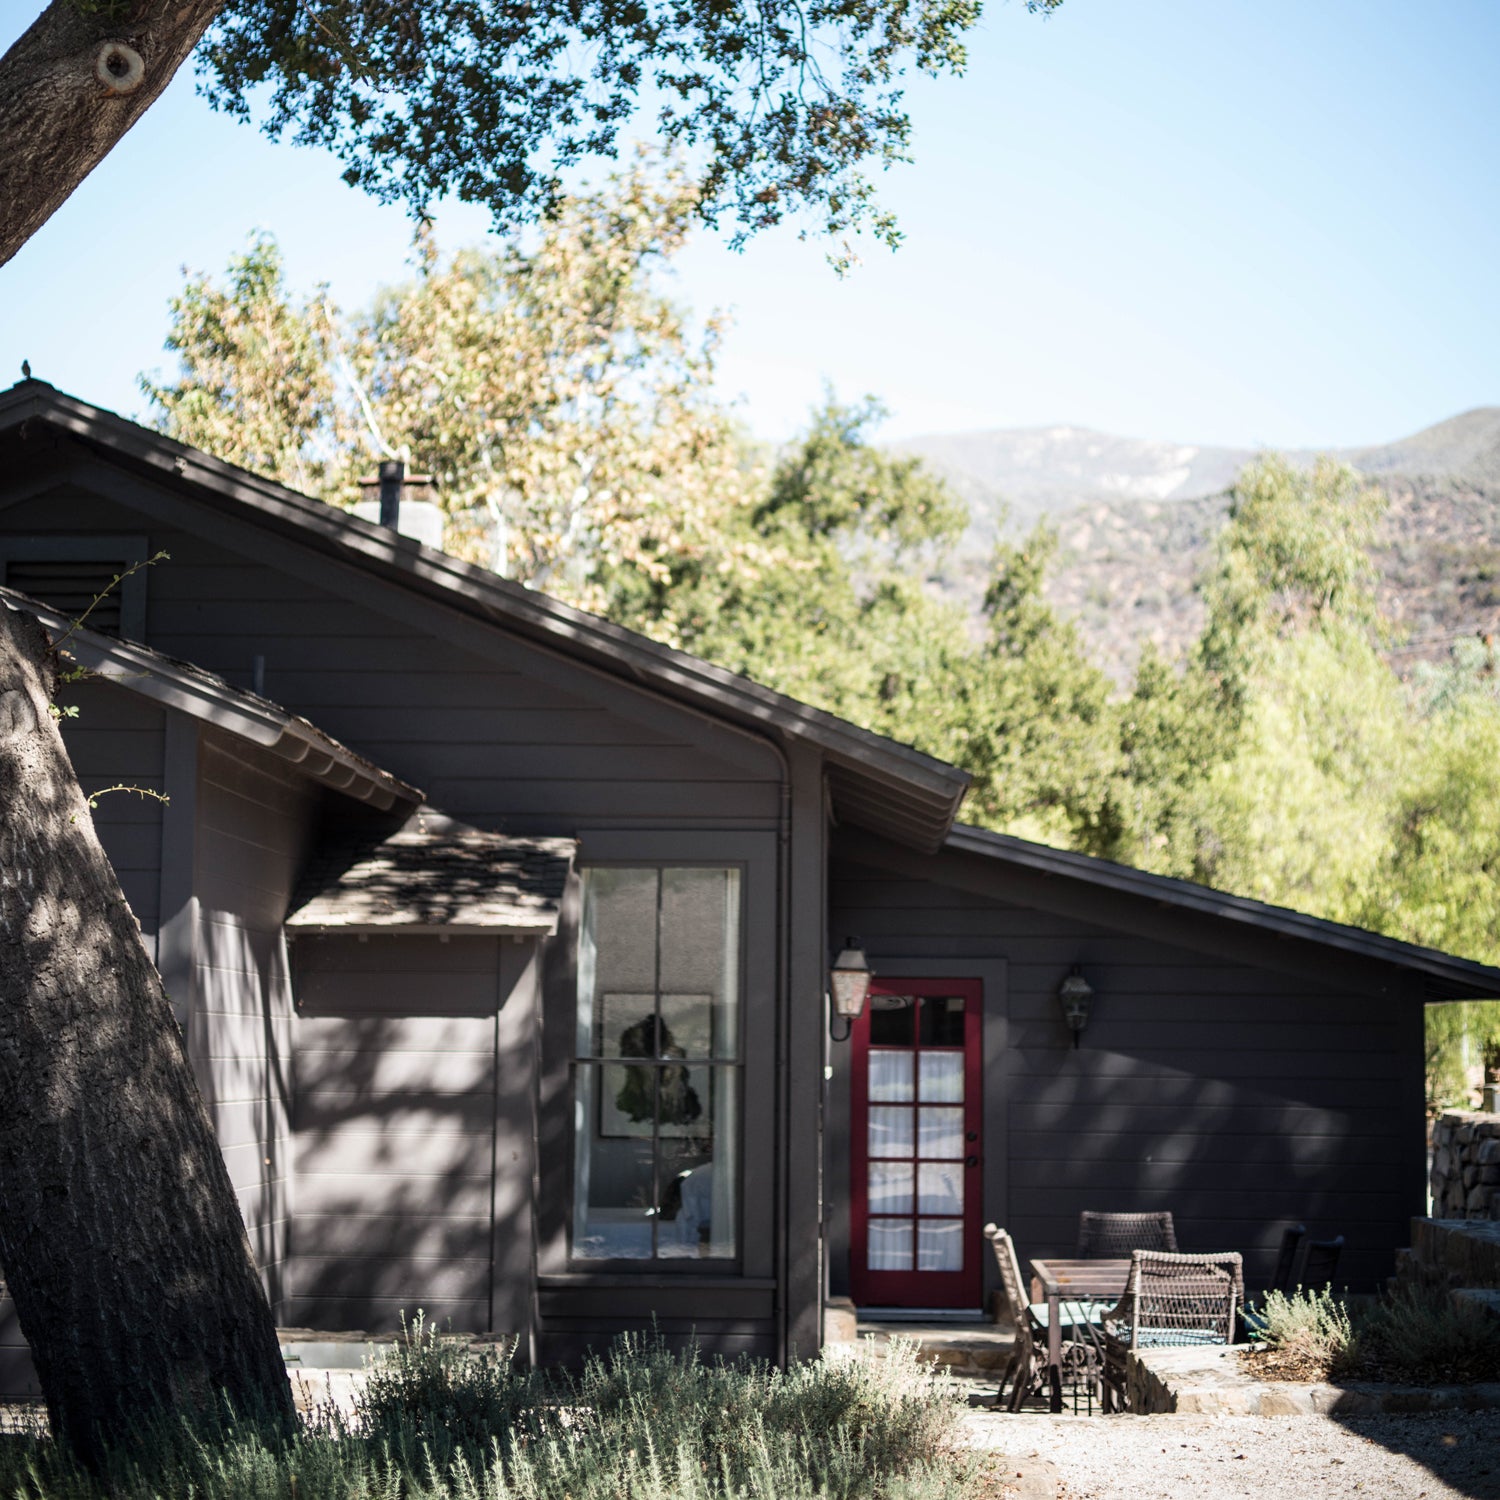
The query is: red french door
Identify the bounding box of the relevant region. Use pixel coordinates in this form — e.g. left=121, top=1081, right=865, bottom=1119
left=850, top=978, right=983, bottom=1308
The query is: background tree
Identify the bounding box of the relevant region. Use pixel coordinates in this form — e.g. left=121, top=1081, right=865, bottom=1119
left=147, top=159, right=770, bottom=634
left=1, top=0, right=1062, bottom=270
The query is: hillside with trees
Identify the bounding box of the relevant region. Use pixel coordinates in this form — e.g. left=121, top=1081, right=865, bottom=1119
left=899, top=411, right=1500, bottom=682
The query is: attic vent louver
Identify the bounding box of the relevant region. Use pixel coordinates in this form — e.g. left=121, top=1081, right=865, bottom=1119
left=5, top=558, right=130, bottom=635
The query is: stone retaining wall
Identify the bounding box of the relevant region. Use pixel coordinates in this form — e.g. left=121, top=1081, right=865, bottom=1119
left=1430, top=1110, right=1500, bottom=1221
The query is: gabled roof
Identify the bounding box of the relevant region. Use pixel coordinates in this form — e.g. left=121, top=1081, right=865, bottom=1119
left=945, top=822, right=1500, bottom=1001
left=0, top=585, right=421, bottom=812
left=0, top=381, right=970, bottom=851
left=287, top=808, right=575, bottom=935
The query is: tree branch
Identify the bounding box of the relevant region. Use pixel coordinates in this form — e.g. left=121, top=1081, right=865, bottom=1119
left=0, top=0, right=227, bottom=269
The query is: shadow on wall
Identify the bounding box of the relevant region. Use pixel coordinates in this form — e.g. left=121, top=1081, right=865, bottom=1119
left=287, top=1006, right=516, bottom=1335
left=996, top=952, right=1416, bottom=1294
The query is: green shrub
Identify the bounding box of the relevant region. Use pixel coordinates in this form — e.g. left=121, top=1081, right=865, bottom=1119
left=1342, top=1282, right=1500, bottom=1385
left=0, top=1327, right=968, bottom=1500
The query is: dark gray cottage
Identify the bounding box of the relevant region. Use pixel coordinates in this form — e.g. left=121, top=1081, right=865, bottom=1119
left=0, top=379, right=1496, bottom=1394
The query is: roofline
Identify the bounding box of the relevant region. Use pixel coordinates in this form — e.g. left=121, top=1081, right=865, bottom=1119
left=1, top=586, right=422, bottom=812
left=946, top=822, right=1500, bottom=1000
left=0, top=382, right=969, bottom=849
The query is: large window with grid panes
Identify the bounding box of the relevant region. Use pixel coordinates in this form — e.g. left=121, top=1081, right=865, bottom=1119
left=570, top=866, right=742, bottom=1262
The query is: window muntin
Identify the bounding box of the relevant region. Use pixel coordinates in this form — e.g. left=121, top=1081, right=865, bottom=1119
left=572, top=867, right=741, bottom=1262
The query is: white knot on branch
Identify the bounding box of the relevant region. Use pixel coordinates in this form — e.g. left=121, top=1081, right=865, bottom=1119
left=94, top=41, right=145, bottom=97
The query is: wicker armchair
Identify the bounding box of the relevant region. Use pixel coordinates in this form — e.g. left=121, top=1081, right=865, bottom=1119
left=983, top=1223, right=1102, bottom=1412
left=1076, top=1210, right=1178, bottom=1258
left=1100, top=1250, right=1243, bottom=1412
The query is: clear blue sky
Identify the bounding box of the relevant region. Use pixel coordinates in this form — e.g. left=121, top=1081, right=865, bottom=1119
left=2, top=0, right=1496, bottom=447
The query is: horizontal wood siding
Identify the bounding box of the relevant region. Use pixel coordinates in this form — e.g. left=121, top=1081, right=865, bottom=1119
left=58, top=679, right=164, bottom=952
left=194, top=733, right=319, bottom=1319
left=0, top=472, right=782, bottom=837
left=830, top=844, right=1423, bottom=1294
left=288, top=936, right=503, bottom=1334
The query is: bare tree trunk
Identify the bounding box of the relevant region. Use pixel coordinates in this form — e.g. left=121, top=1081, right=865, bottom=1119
left=0, top=603, right=293, bottom=1463
left=0, top=0, right=226, bottom=269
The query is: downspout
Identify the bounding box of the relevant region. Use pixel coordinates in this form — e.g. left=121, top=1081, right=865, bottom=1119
left=771, top=741, right=794, bottom=1367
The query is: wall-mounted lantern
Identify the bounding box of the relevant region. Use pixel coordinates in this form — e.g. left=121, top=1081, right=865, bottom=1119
left=1058, top=966, right=1093, bottom=1049
left=828, top=938, right=873, bottom=1042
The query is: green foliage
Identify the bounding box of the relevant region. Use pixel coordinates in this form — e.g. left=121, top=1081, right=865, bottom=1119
left=1248, top=1282, right=1500, bottom=1386
left=1199, top=455, right=1384, bottom=712
left=1343, top=1283, right=1500, bottom=1386
left=192, top=0, right=1051, bottom=262
left=0, top=1326, right=970, bottom=1500
left=1257, top=1286, right=1355, bottom=1363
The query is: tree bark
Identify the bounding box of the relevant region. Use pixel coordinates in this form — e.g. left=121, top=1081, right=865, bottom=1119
left=0, top=0, right=227, bottom=270
left=0, top=602, right=293, bottom=1462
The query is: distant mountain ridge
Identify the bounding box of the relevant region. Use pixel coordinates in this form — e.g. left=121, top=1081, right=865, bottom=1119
left=893, top=408, right=1500, bottom=681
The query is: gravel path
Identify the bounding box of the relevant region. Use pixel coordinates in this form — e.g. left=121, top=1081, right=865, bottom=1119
left=963, top=1410, right=1500, bottom=1500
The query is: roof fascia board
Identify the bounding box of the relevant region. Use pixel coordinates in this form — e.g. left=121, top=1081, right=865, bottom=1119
left=5, top=394, right=968, bottom=829
left=944, top=823, right=1500, bottom=999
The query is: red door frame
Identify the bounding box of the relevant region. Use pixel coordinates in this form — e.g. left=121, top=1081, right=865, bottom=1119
left=849, top=977, right=983, bottom=1308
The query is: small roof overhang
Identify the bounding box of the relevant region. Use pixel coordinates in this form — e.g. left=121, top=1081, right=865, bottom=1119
left=1, top=585, right=422, bottom=812
left=0, top=383, right=970, bottom=851
left=946, top=822, right=1500, bottom=1002
left=286, top=808, right=575, bottom=936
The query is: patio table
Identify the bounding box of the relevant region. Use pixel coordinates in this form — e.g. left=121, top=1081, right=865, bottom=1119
left=1029, top=1257, right=1131, bottom=1413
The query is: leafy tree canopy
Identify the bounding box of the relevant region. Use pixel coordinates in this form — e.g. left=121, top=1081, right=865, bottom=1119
left=0, top=0, right=1062, bottom=269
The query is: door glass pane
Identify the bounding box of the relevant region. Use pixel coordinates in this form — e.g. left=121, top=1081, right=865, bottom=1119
left=868, top=1219, right=913, bottom=1271
left=868, top=993, right=914, bottom=1046
left=868, top=1106, right=914, bottom=1158
left=918, top=1161, right=964, bottom=1215
left=919, top=995, right=966, bottom=1047
left=868, top=1161, right=914, bottom=1216
left=917, top=1106, right=964, bottom=1159
left=868, top=1051, right=914, bottom=1102
left=918, top=1052, right=963, bottom=1103
left=917, top=1220, right=963, bottom=1272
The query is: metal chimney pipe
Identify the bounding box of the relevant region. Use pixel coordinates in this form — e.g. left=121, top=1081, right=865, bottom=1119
left=378, top=459, right=405, bottom=530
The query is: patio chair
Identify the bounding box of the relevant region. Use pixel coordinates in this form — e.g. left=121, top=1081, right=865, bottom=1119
left=1271, top=1224, right=1307, bottom=1293
left=1076, top=1210, right=1178, bottom=1258
left=983, top=1223, right=1101, bottom=1413
left=1241, top=1224, right=1305, bottom=1339
left=1100, top=1249, right=1243, bottom=1412
left=1290, top=1234, right=1343, bottom=1291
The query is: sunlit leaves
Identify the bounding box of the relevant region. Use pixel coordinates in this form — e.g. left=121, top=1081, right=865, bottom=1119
left=197, top=0, right=1002, bottom=256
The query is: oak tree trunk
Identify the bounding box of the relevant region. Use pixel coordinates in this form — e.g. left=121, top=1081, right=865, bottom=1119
left=0, top=603, right=293, bottom=1462
left=0, top=0, right=227, bottom=270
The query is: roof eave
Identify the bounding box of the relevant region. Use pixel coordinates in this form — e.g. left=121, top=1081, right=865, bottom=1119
left=945, top=822, right=1500, bottom=1000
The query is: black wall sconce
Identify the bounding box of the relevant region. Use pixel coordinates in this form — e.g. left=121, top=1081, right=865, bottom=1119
left=1057, top=966, right=1093, bottom=1048
left=828, top=937, right=873, bottom=1042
